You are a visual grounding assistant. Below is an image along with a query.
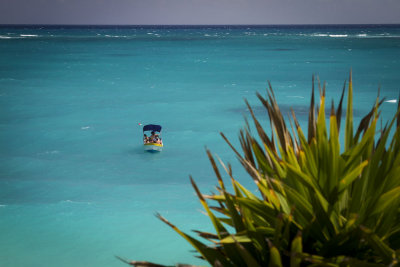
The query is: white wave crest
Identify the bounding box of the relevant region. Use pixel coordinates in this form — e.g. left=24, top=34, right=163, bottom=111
left=329, top=34, right=348, bottom=38
left=20, top=34, right=38, bottom=37
left=61, top=200, right=92, bottom=204
left=81, top=126, right=91, bottom=130
left=0, top=35, right=14, bottom=39
left=385, top=99, right=397, bottom=103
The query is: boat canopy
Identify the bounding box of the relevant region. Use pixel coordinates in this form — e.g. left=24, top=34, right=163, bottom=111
left=143, top=124, right=162, bottom=132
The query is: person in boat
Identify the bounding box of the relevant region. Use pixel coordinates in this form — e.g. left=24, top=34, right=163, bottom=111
left=149, top=131, right=157, bottom=143
left=143, top=134, right=149, bottom=144
left=148, top=131, right=162, bottom=144
left=155, top=134, right=162, bottom=144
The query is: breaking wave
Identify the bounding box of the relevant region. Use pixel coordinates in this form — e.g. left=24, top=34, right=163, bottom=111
left=329, top=34, right=348, bottom=38
left=20, top=34, right=39, bottom=37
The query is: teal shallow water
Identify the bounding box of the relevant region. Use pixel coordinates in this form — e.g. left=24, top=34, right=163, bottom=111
left=1, top=25, right=400, bottom=266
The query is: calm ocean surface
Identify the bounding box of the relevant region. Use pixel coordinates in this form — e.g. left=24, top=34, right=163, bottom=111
left=1, top=25, right=400, bottom=266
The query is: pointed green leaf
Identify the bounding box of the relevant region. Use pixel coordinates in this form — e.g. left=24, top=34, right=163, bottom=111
left=231, top=236, right=262, bottom=267
left=268, top=243, right=283, bottom=267
left=338, top=160, right=368, bottom=192
left=290, top=233, right=303, bottom=267
left=360, top=225, right=395, bottom=264
left=345, top=71, right=354, bottom=150
left=370, top=186, right=400, bottom=216
left=156, top=214, right=231, bottom=266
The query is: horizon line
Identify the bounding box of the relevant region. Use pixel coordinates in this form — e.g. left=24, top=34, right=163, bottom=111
left=1, top=23, right=400, bottom=27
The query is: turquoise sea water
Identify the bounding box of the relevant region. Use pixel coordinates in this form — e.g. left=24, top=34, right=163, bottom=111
left=1, top=25, right=400, bottom=266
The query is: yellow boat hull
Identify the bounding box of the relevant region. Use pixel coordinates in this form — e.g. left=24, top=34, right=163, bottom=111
left=144, top=143, right=163, bottom=152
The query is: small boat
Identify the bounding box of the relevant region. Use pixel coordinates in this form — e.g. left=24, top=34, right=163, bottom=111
left=143, top=124, right=163, bottom=152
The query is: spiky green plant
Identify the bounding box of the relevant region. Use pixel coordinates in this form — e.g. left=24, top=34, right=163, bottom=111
left=123, top=73, right=400, bottom=266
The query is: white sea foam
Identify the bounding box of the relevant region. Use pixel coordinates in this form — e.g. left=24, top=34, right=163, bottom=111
left=0, top=35, right=13, bottom=39
left=0, top=204, right=7, bottom=207
left=288, top=95, right=304, bottom=99
left=385, top=99, right=397, bottom=103
left=61, top=200, right=92, bottom=204
left=304, top=33, right=328, bottom=37
left=81, top=126, right=91, bottom=130
left=20, top=34, right=38, bottom=37
left=329, top=34, right=348, bottom=38
left=357, top=34, right=368, bottom=37
left=104, top=35, right=128, bottom=38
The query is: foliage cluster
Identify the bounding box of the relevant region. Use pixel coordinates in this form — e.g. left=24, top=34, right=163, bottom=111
left=123, top=73, right=400, bottom=266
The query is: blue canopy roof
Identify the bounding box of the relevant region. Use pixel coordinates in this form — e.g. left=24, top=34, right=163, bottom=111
left=143, top=124, right=162, bottom=132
